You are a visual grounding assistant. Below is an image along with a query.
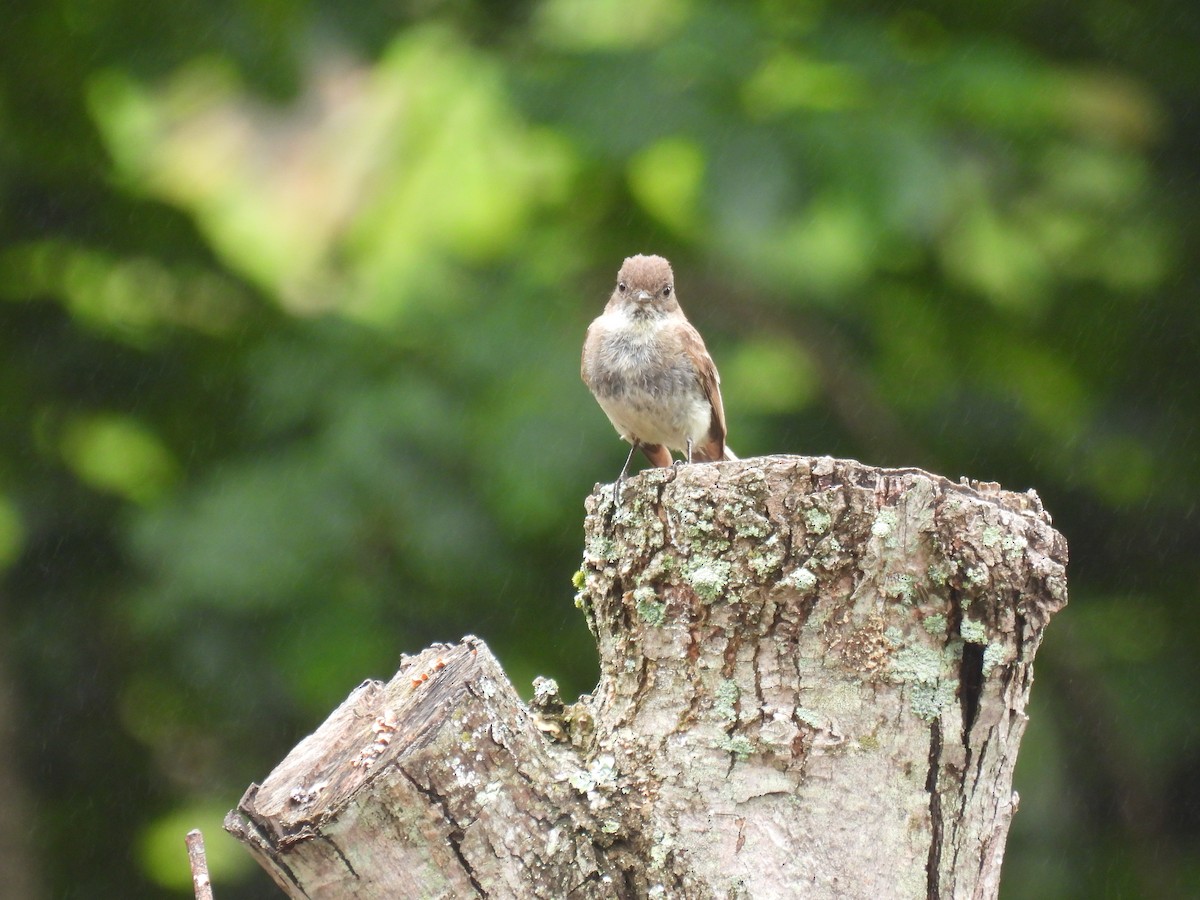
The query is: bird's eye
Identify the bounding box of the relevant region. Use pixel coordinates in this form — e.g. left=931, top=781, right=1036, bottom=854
left=663, top=285, right=672, bottom=297
left=618, top=282, right=627, bottom=293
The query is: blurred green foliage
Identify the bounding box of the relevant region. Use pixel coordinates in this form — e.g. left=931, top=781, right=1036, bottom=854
left=1, top=0, right=1197, bottom=896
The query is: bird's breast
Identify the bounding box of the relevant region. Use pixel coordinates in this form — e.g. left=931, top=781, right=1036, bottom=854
left=588, top=314, right=695, bottom=398
left=584, top=312, right=710, bottom=450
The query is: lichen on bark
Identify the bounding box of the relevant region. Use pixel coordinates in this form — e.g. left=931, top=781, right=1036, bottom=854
left=576, top=455, right=1066, bottom=898
left=227, top=455, right=1067, bottom=900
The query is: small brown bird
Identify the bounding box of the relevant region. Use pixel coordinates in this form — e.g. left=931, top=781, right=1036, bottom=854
left=582, top=254, right=736, bottom=490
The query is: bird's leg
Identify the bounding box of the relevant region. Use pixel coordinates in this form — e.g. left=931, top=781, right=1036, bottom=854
left=614, top=442, right=639, bottom=504
left=673, top=438, right=694, bottom=468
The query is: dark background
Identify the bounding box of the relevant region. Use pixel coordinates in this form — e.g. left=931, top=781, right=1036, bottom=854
left=1, top=0, right=1197, bottom=896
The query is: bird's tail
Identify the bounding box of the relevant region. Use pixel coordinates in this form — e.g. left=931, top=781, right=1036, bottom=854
left=692, top=440, right=738, bottom=462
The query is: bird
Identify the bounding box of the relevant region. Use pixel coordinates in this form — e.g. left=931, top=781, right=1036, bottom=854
left=582, top=253, right=736, bottom=495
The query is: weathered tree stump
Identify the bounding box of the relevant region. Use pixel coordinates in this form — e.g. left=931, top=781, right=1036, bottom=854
left=226, top=455, right=1068, bottom=899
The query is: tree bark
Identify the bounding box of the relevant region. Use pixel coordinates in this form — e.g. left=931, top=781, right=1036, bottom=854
left=227, top=455, right=1068, bottom=899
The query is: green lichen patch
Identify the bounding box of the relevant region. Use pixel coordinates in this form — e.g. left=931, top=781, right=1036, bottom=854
left=719, top=734, right=754, bottom=759
left=568, top=769, right=596, bottom=793
left=748, top=553, right=774, bottom=579
left=589, top=754, right=618, bottom=787
left=882, top=572, right=916, bottom=603
left=585, top=533, right=616, bottom=565
left=965, top=565, right=989, bottom=586
left=669, top=490, right=731, bottom=556
left=633, top=585, right=667, bottom=626
left=922, top=613, right=947, bottom=635
left=960, top=616, right=987, bottom=644
left=890, top=646, right=944, bottom=685
left=910, top=679, right=959, bottom=721
left=714, top=679, right=739, bottom=721
left=729, top=504, right=773, bottom=539
left=981, top=525, right=1003, bottom=548
left=982, top=642, right=1007, bottom=676
left=648, top=832, right=673, bottom=868
left=632, top=584, right=656, bottom=603
left=1001, top=532, right=1027, bottom=554
left=805, top=506, right=833, bottom=535
left=928, top=560, right=954, bottom=585
left=685, top=558, right=731, bottom=602
left=640, top=551, right=678, bottom=584
left=682, top=517, right=731, bottom=555
left=783, top=565, right=818, bottom=592
left=809, top=537, right=845, bottom=573
left=857, top=733, right=881, bottom=752
left=613, top=504, right=666, bottom=557
left=747, top=533, right=787, bottom=580
left=871, top=508, right=898, bottom=542
left=795, top=706, right=823, bottom=729
left=889, top=638, right=963, bottom=720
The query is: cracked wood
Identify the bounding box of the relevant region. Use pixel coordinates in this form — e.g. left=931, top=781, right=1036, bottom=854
left=226, top=455, right=1067, bottom=899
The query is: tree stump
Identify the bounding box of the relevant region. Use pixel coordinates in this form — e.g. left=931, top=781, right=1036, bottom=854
left=226, top=455, right=1068, bottom=899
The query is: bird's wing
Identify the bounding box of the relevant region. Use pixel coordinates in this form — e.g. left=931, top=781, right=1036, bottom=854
left=683, top=321, right=727, bottom=458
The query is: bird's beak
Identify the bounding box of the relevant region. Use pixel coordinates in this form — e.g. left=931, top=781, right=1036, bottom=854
left=635, top=290, right=653, bottom=303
